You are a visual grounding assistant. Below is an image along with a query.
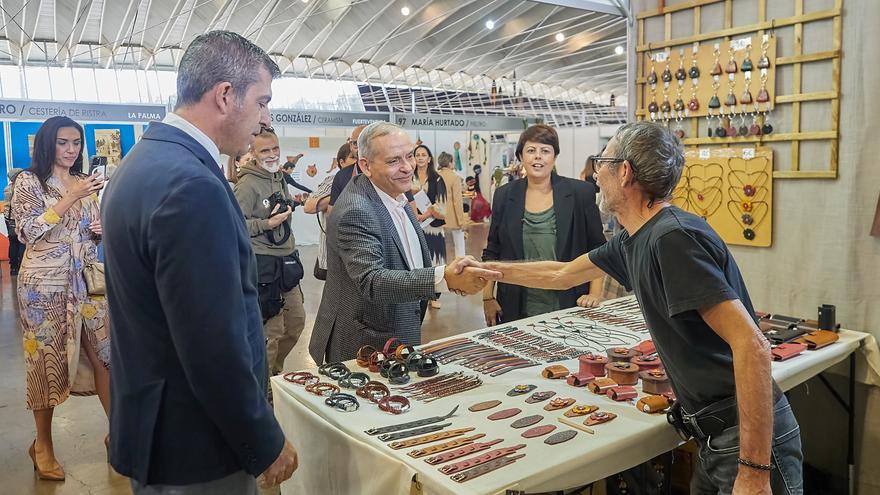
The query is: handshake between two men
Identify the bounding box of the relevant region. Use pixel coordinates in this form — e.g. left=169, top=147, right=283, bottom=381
left=442, top=256, right=503, bottom=296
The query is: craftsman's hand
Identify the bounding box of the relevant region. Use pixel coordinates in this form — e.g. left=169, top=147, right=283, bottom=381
left=444, top=257, right=500, bottom=295
left=483, top=298, right=502, bottom=326
left=258, top=440, right=299, bottom=488
left=577, top=294, right=602, bottom=308
left=88, top=218, right=102, bottom=236
left=267, top=204, right=293, bottom=228
left=732, top=469, right=771, bottom=495
left=451, top=255, right=501, bottom=279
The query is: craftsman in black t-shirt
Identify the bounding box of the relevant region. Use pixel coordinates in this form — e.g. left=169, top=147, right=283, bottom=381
left=589, top=205, right=757, bottom=412
left=463, top=122, right=802, bottom=495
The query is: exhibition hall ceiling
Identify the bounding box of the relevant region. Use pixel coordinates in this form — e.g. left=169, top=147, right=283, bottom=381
left=0, top=0, right=628, bottom=104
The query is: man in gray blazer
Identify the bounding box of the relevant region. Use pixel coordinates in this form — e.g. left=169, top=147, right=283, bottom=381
left=309, top=122, right=495, bottom=364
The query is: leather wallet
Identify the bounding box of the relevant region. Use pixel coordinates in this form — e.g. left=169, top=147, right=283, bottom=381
left=771, top=342, right=807, bottom=361
left=796, top=330, right=839, bottom=350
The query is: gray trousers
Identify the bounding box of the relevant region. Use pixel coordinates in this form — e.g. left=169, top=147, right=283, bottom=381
left=131, top=471, right=257, bottom=495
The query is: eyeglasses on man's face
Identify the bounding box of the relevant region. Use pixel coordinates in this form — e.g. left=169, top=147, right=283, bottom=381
left=588, top=155, right=626, bottom=175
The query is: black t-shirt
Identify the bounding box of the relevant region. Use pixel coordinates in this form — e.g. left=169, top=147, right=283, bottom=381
left=589, top=206, right=758, bottom=413
left=329, top=163, right=415, bottom=205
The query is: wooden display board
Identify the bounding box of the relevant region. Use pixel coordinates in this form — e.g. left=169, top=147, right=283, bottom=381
left=641, top=36, right=777, bottom=120
left=673, top=147, right=773, bottom=247
left=636, top=0, right=842, bottom=180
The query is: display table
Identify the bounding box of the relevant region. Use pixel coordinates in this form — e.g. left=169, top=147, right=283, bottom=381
left=272, top=298, right=871, bottom=495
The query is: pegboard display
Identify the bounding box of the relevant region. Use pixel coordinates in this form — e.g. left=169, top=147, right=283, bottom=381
left=673, top=147, right=773, bottom=247
left=636, top=0, right=842, bottom=180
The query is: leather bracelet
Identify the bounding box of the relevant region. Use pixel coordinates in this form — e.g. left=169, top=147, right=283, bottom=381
left=405, top=351, right=426, bottom=368
left=356, top=345, right=377, bottom=368
left=324, top=393, right=360, bottom=412
left=409, top=434, right=488, bottom=460
left=319, top=362, right=351, bottom=381
left=387, top=362, right=411, bottom=385
left=450, top=453, right=525, bottom=483
left=339, top=372, right=370, bottom=389
left=379, top=359, right=395, bottom=378
left=414, top=356, right=440, bottom=377
left=378, top=395, right=411, bottom=414
left=356, top=381, right=390, bottom=403
left=383, top=337, right=402, bottom=355
left=438, top=444, right=526, bottom=475
left=305, top=382, right=340, bottom=396
left=737, top=457, right=773, bottom=471
left=377, top=422, right=452, bottom=442
left=283, top=371, right=319, bottom=386
left=389, top=427, right=475, bottom=450
left=482, top=297, right=495, bottom=302
left=368, top=351, right=388, bottom=373
left=424, top=438, right=503, bottom=465
left=365, top=406, right=459, bottom=436
left=395, top=345, right=416, bottom=362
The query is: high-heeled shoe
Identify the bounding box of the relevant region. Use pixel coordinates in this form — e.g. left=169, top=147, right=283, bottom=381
left=28, top=441, right=65, bottom=481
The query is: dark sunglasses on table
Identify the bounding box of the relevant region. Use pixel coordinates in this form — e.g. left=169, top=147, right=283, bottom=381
left=588, top=155, right=635, bottom=175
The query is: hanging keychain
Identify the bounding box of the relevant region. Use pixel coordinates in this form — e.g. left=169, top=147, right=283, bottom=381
left=674, top=48, right=687, bottom=118
left=709, top=44, right=723, bottom=137
left=660, top=50, right=672, bottom=122
left=688, top=42, right=701, bottom=112
left=647, top=53, right=659, bottom=121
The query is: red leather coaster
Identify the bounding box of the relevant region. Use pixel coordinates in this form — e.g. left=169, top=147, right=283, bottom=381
left=511, top=414, right=543, bottom=429
left=522, top=424, right=557, bottom=438
left=488, top=408, right=522, bottom=420
left=469, top=400, right=502, bottom=412
left=544, top=430, right=578, bottom=445
left=585, top=411, right=617, bottom=426
left=544, top=398, right=576, bottom=411
left=607, top=386, right=638, bottom=401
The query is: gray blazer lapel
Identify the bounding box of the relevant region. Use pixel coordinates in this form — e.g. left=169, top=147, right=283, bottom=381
left=360, top=176, right=413, bottom=270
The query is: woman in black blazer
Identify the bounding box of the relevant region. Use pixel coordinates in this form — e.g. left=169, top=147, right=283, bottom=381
left=481, top=125, right=606, bottom=326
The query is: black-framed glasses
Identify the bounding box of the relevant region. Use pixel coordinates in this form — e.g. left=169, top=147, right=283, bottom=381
left=588, top=155, right=626, bottom=174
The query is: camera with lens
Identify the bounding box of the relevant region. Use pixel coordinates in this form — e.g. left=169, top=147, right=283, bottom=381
left=267, top=191, right=296, bottom=216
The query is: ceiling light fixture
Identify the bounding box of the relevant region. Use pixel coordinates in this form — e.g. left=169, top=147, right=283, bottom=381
left=615, top=45, right=624, bottom=55
left=485, top=20, right=495, bottom=30
left=401, top=6, right=410, bottom=16
left=555, top=33, right=565, bottom=42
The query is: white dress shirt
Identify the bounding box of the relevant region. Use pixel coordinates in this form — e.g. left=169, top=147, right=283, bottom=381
left=162, top=113, right=222, bottom=169
left=370, top=181, right=449, bottom=293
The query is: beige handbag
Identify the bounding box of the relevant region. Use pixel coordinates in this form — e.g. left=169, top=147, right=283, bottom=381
left=83, top=262, right=106, bottom=296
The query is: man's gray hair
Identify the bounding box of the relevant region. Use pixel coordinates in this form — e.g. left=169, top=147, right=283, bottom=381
left=176, top=31, right=281, bottom=109
left=612, top=121, right=684, bottom=205
left=358, top=121, right=406, bottom=161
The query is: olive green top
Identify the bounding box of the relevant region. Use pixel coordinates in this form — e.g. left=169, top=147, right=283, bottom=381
left=522, top=206, right=561, bottom=317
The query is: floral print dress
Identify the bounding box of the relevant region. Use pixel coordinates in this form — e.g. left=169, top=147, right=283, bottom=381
left=12, top=171, right=110, bottom=410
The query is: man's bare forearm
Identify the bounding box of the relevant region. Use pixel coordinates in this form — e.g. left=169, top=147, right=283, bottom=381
left=483, top=254, right=604, bottom=290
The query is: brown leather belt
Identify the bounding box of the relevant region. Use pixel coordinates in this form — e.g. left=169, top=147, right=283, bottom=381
left=424, top=438, right=503, bottom=465
left=438, top=444, right=526, bottom=474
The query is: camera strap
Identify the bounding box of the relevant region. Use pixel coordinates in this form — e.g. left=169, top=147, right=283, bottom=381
left=267, top=221, right=291, bottom=245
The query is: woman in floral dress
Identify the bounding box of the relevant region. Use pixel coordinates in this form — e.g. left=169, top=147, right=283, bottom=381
left=12, top=116, right=108, bottom=481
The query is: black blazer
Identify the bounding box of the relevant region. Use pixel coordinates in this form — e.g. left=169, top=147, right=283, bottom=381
left=102, top=122, right=284, bottom=485
left=482, top=173, right=606, bottom=323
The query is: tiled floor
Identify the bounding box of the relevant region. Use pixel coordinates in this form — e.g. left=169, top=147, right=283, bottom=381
left=0, top=225, right=491, bottom=494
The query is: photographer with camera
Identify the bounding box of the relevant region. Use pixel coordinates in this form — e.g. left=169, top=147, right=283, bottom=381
left=234, top=126, right=306, bottom=377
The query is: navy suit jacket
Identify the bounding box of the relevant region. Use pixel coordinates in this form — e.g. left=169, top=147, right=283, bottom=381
left=102, top=122, right=284, bottom=485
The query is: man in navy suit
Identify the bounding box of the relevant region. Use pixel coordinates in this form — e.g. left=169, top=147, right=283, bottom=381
left=102, top=31, right=298, bottom=493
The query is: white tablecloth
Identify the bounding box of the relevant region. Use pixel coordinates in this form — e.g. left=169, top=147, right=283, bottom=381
left=273, top=301, right=870, bottom=495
